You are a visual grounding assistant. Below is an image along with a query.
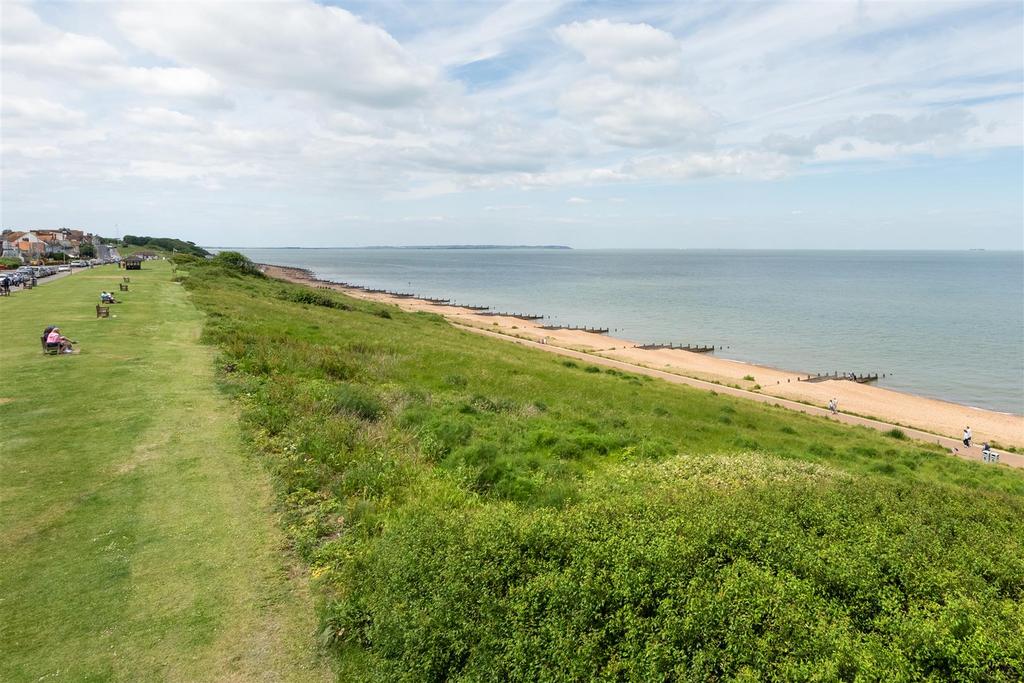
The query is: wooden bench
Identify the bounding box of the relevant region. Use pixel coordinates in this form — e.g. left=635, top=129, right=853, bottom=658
left=96, top=304, right=110, bottom=318
left=119, top=283, right=129, bottom=292
left=123, top=277, right=130, bottom=283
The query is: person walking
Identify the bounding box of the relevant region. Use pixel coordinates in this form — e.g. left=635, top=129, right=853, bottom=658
left=829, top=398, right=838, bottom=415
left=962, top=426, right=972, bottom=448
left=1, top=275, right=10, bottom=296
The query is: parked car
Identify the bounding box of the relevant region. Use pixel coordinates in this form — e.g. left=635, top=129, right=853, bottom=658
left=58, top=265, right=70, bottom=272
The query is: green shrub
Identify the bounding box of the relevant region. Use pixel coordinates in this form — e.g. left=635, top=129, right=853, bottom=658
left=420, top=417, right=473, bottom=461
left=884, top=428, right=908, bottom=440
left=210, top=250, right=263, bottom=276
left=280, top=289, right=352, bottom=310
left=333, top=384, right=383, bottom=421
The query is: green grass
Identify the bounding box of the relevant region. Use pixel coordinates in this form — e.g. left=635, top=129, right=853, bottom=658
left=179, top=255, right=1024, bottom=681
left=0, top=263, right=331, bottom=681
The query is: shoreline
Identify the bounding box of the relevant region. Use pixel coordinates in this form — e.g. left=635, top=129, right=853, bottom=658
left=260, top=263, right=1024, bottom=454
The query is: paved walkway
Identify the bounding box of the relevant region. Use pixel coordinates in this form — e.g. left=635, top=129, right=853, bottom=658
left=459, top=323, right=1024, bottom=470
left=1, top=268, right=76, bottom=295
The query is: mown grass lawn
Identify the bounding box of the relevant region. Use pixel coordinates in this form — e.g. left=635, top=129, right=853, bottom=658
left=0, top=262, right=331, bottom=681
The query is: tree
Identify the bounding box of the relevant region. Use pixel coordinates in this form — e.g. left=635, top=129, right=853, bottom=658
left=79, top=243, right=96, bottom=258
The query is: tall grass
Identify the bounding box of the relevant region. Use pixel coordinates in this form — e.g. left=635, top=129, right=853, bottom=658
left=182, top=254, right=1024, bottom=681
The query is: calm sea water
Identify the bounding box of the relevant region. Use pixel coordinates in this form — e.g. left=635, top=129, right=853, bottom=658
left=237, top=249, right=1024, bottom=414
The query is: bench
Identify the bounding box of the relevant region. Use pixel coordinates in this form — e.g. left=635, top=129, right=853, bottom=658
left=123, top=277, right=130, bottom=283
left=42, top=344, right=60, bottom=355
left=119, top=283, right=129, bottom=292
left=96, top=304, right=110, bottom=318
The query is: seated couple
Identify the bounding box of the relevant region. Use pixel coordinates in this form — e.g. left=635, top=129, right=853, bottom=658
left=100, top=291, right=118, bottom=303
left=42, top=326, right=75, bottom=354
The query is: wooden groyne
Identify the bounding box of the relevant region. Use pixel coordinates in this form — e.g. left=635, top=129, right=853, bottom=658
left=422, top=297, right=451, bottom=304
left=635, top=343, right=716, bottom=353
left=540, top=324, right=610, bottom=334
left=458, top=304, right=491, bottom=311
left=479, top=312, right=545, bottom=321
left=800, top=371, right=882, bottom=384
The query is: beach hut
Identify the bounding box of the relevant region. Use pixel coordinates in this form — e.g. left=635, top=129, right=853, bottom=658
left=124, top=256, right=142, bottom=270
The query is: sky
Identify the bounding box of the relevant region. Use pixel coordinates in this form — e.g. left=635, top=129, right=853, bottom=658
left=1, top=0, right=1022, bottom=249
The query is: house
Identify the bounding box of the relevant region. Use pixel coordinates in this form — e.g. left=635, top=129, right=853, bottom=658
left=12, top=232, right=47, bottom=260
left=1, top=239, right=21, bottom=261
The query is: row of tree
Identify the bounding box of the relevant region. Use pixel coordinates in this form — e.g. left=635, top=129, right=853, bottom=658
left=121, top=235, right=210, bottom=257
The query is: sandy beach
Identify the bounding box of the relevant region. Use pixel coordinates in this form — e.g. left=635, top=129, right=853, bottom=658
left=262, top=264, right=1024, bottom=458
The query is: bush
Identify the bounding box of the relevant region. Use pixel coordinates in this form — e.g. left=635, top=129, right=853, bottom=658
left=280, top=288, right=352, bottom=310
left=333, top=384, right=383, bottom=421
left=884, top=428, right=908, bottom=440
left=211, top=251, right=263, bottom=277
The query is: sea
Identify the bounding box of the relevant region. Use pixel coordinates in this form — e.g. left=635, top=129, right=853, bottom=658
left=235, top=248, right=1024, bottom=415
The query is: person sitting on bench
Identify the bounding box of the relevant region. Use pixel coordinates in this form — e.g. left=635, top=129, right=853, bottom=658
left=41, top=325, right=55, bottom=350
left=100, top=291, right=117, bottom=304
left=45, top=327, right=74, bottom=354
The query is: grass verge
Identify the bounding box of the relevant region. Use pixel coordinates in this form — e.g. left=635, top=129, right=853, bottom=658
left=0, top=262, right=331, bottom=681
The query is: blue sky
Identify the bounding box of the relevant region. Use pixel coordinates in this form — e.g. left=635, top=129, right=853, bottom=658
left=2, top=0, right=1022, bottom=248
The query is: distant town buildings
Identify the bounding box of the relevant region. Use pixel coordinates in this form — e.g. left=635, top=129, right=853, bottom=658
left=0, top=228, right=115, bottom=263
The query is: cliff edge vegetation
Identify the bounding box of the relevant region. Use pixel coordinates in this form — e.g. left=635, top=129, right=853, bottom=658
left=178, top=252, right=1024, bottom=681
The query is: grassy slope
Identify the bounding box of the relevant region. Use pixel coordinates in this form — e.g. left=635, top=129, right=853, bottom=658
left=0, top=263, right=331, bottom=681
left=181, top=258, right=1024, bottom=681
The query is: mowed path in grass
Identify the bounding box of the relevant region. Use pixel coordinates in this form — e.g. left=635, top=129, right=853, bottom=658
left=0, top=263, right=331, bottom=681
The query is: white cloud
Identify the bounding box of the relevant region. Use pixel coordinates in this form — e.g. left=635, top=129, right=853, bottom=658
left=2, top=96, right=86, bottom=128
left=625, top=151, right=794, bottom=181
left=561, top=76, right=718, bottom=148
left=123, top=107, right=200, bottom=130
left=763, top=109, right=979, bottom=157
left=556, top=19, right=682, bottom=81
left=555, top=19, right=715, bottom=149
left=566, top=196, right=590, bottom=204
left=115, top=1, right=437, bottom=107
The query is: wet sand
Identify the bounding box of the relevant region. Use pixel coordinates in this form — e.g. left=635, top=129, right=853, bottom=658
left=262, top=264, right=1024, bottom=464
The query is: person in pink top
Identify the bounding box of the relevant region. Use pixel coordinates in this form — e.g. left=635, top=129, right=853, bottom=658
left=45, top=327, right=73, bottom=353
